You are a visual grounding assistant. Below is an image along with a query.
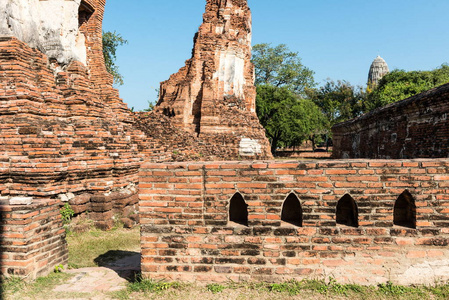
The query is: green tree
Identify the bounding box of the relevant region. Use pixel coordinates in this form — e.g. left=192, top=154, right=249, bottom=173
left=252, top=43, right=315, bottom=96
left=308, top=80, right=366, bottom=128
left=367, top=64, right=449, bottom=111
left=143, top=88, right=159, bottom=112
left=253, top=43, right=322, bottom=154
left=102, top=31, right=128, bottom=86
left=256, top=85, right=327, bottom=153
left=143, top=101, right=155, bottom=112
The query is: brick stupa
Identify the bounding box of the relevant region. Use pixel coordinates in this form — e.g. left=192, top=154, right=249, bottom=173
left=151, top=0, right=272, bottom=159
left=0, top=0, right=144, bottom=230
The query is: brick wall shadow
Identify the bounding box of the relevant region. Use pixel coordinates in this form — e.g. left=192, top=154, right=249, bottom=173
left=93, top=250, right=141, bottom=282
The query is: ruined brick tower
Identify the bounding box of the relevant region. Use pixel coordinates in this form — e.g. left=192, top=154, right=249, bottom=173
left=157, top=0, right=256, bottom=133
left=153, top=0, right=271, bottom=158
left=0, top=0, right=144, bottom=234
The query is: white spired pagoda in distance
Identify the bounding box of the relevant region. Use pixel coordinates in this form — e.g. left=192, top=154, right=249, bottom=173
left=368, top=55, right=389, bottom=87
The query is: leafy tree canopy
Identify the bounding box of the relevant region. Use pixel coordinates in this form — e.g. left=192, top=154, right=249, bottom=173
left=367, top=64, right=449, bottom=111
left=102, top=31, right=128, bottom=86
left=308, top=80, right=366, bottom=127
left=252, top=43, right=315, bottom=96
left=256, top=85, right=327, bottom=153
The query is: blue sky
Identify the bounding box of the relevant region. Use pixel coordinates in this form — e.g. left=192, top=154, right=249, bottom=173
left=103, top=0, right=449, bottom=111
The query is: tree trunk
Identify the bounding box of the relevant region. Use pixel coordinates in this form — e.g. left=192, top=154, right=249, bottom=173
left=271, top=138, right=279, bottom=155
left=325, top=134, right=329, bottom=152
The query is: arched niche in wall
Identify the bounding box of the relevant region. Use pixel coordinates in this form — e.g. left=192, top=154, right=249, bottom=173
left=229, top=192, right=248, bottom=226
left=393, top=190, right=416, bottom=229
left=336, top=194, right=359, bottom=228
left=79, top=1, right=94, bottom=26
left=281, top=193, right=302, bottom=226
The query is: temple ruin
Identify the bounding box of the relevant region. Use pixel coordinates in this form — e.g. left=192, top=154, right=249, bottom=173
left=0, top=0, right=145, bottom=277
left=141, top=0, right=272, bottom=160
left=0, top=0, right=448, bottom=286
left=367, top=55, right=389, bottom=87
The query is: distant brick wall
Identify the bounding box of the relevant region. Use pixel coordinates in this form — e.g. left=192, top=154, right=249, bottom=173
left=332, top=83, right=449, bottom=159
left=0, top=199, right=67, bottom=279
left=139, top=159, right=449, bottom=285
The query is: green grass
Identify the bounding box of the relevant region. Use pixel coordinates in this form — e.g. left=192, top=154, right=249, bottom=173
left=110, top=278, right=184, bottom=299
left=206, top=283, right=226, bottom=294
left=4, top=225, right=449, bottom=300
left=108, top=278, right=449, bottom=300
left=2, top=272, right=78, bottom=300
left=66, top=225, right=140, bottom=268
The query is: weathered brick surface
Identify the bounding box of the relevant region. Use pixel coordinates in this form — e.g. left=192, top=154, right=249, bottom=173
left=332, top=83, right=449, bottom=159
left=140, top=159, right=449, bottom=285
left=0, top=0, right=145, bottom=221
left=0, top=199, right=67, bottom=279
left=0, top=0, right=144, bottom=279
left=135, top=111, right=270, bottom=162
left=139, top=0, right=272, bottom=160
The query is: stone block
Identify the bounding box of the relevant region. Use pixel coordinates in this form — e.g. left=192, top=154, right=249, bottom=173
left=9, top=197, right=33, bottom=205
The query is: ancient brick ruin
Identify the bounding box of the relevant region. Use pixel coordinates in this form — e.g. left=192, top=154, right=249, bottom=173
left=140, top=159, right=449, bottom=285
left=0, top=0, right=271, bottom=279
left=332, top=83, right=449, bottom=159
left=0, top=0, right=448, bottom=287
left=138, top=0, right=272, bottom=161
left=0, top=0, right=145, bottom=278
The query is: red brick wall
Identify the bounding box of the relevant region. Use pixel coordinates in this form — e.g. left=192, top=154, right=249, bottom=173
left=332, top=83, right=449, bottom=159
left=135, top=111, right=272, bottom=162
left=139, top=159, right=449, bottom=285
left=0, top=199, right=67, bottom=279
left=0, top=37, right=144, bottom=224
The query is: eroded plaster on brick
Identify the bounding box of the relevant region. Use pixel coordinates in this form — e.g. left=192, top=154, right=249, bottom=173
left=0, top=0, right=87, bottom=65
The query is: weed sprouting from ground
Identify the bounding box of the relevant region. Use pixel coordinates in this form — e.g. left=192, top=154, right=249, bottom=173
left=1, top=276, right=26, bottom=294
left=377, top=281, right=427, bottom=298
left=427, top=283, right=449, bottom=299
left=111, top=277, right=183, bottom=299
left=128, top=278, right=181, bottom=293
left=206, top=283, right=226, bottom=293
left=60, top=203, right=75, bottom=225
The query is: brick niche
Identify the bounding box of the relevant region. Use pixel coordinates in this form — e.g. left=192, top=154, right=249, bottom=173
left=140, top=159, right=449, bottom=285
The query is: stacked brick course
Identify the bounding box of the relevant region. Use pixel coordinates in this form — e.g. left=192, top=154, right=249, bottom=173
left=0, top=0, right=144, bottom=216
left=140, top=159, right=449, bottom=285
left=135, top=111, right=270, bottom=162
left=0, top=0, right=145, bottom=279
left=0, top=199, right=67, bottom=278
left=332, top=83, right=449, bottom=159
left=0, top=37, right=143, bottom=226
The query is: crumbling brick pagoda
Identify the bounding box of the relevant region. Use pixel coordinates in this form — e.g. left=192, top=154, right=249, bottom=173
left=148, top=0, right=272, bottom=159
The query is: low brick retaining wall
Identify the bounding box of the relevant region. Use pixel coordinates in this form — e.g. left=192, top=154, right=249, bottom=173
left=0, top=199, right=67, bottom=279
left=139, top=159, right=449, bottom=285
